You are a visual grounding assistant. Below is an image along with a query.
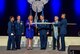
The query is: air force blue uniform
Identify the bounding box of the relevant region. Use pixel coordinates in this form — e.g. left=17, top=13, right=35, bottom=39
left=15, top=21, right=24, bottom=49
left=7, top=21, right=15, bottom=50
left=53, top=18, right=67, bottom=51
left=59, top=18, right=67, bottom=51
left=38, top=19, right=49, bottom=49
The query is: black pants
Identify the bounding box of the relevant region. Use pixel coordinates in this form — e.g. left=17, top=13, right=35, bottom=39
left=60, top=34, right=65, bottom=50
left=40, top=34, right=47, bottom=49
left=53, top=36, right=60, bottom=50
left=7, top=35, right=15, bottom=50
left=15, top=35, right=21, bottom=49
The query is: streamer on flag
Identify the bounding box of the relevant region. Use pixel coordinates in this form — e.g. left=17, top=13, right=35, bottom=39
left=34, top=7, right=38, bottom=27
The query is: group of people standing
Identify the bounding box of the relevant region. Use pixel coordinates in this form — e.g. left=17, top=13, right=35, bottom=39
left=7, top=13, right=67, bottom=51
left=7, top=16, right=24, bottom=50
left=52, top=14, right=67, bottom=51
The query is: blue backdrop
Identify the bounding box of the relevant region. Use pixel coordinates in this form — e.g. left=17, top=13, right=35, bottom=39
left=0, top=0, right=79, bottom=36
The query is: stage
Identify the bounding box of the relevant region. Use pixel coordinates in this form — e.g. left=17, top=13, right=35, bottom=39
left=0, top=36, right=80, bottom=54
left=0, top=46, right=67, bottom=54
left=0, top=47, right=67, bottom=54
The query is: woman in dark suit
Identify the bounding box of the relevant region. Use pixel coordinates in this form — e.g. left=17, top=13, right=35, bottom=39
left=25, top=15, right=35, bottom=50
left=7, top=16, right=15, bottom=50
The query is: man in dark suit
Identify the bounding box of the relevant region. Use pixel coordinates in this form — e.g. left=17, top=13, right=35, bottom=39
left=7, top=16, right=16, bottom=50
left=59, top=13, right=67, bottom=51
left=38, top=15, right=49, bottom=50
left=15, top=15, right=24, bottom=49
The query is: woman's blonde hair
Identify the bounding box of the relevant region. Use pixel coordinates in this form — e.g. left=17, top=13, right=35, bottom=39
left=28, top=15, right=33, bottom=20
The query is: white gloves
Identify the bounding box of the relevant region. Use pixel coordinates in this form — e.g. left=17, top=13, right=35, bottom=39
left=11, top=33, right=14, bottom=36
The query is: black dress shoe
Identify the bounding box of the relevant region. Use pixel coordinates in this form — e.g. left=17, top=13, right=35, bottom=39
left=59, top=49, right=65, bottom=51
left=18, top=48, right=21, bottom=49
left=7, top=49, right=11, bottom=50
left=41, top=48, right=46, bottom=50
left=53, top=48, right=56, bottom=50
left=12, top=48, right=17, bottom=50
left=15, top=48, right=17, bottom=50
left=16, top=48, right=21, bottom=49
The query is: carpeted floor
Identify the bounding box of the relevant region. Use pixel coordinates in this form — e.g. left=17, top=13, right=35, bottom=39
left=0, top=46, right=67, bottom=54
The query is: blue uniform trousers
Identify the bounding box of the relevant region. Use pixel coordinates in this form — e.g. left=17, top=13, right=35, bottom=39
left=40, top=33, right=47, bottom=49
left=7, top=35, right=15, bottom=50
left=15, top=35, right=21, bottom=49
